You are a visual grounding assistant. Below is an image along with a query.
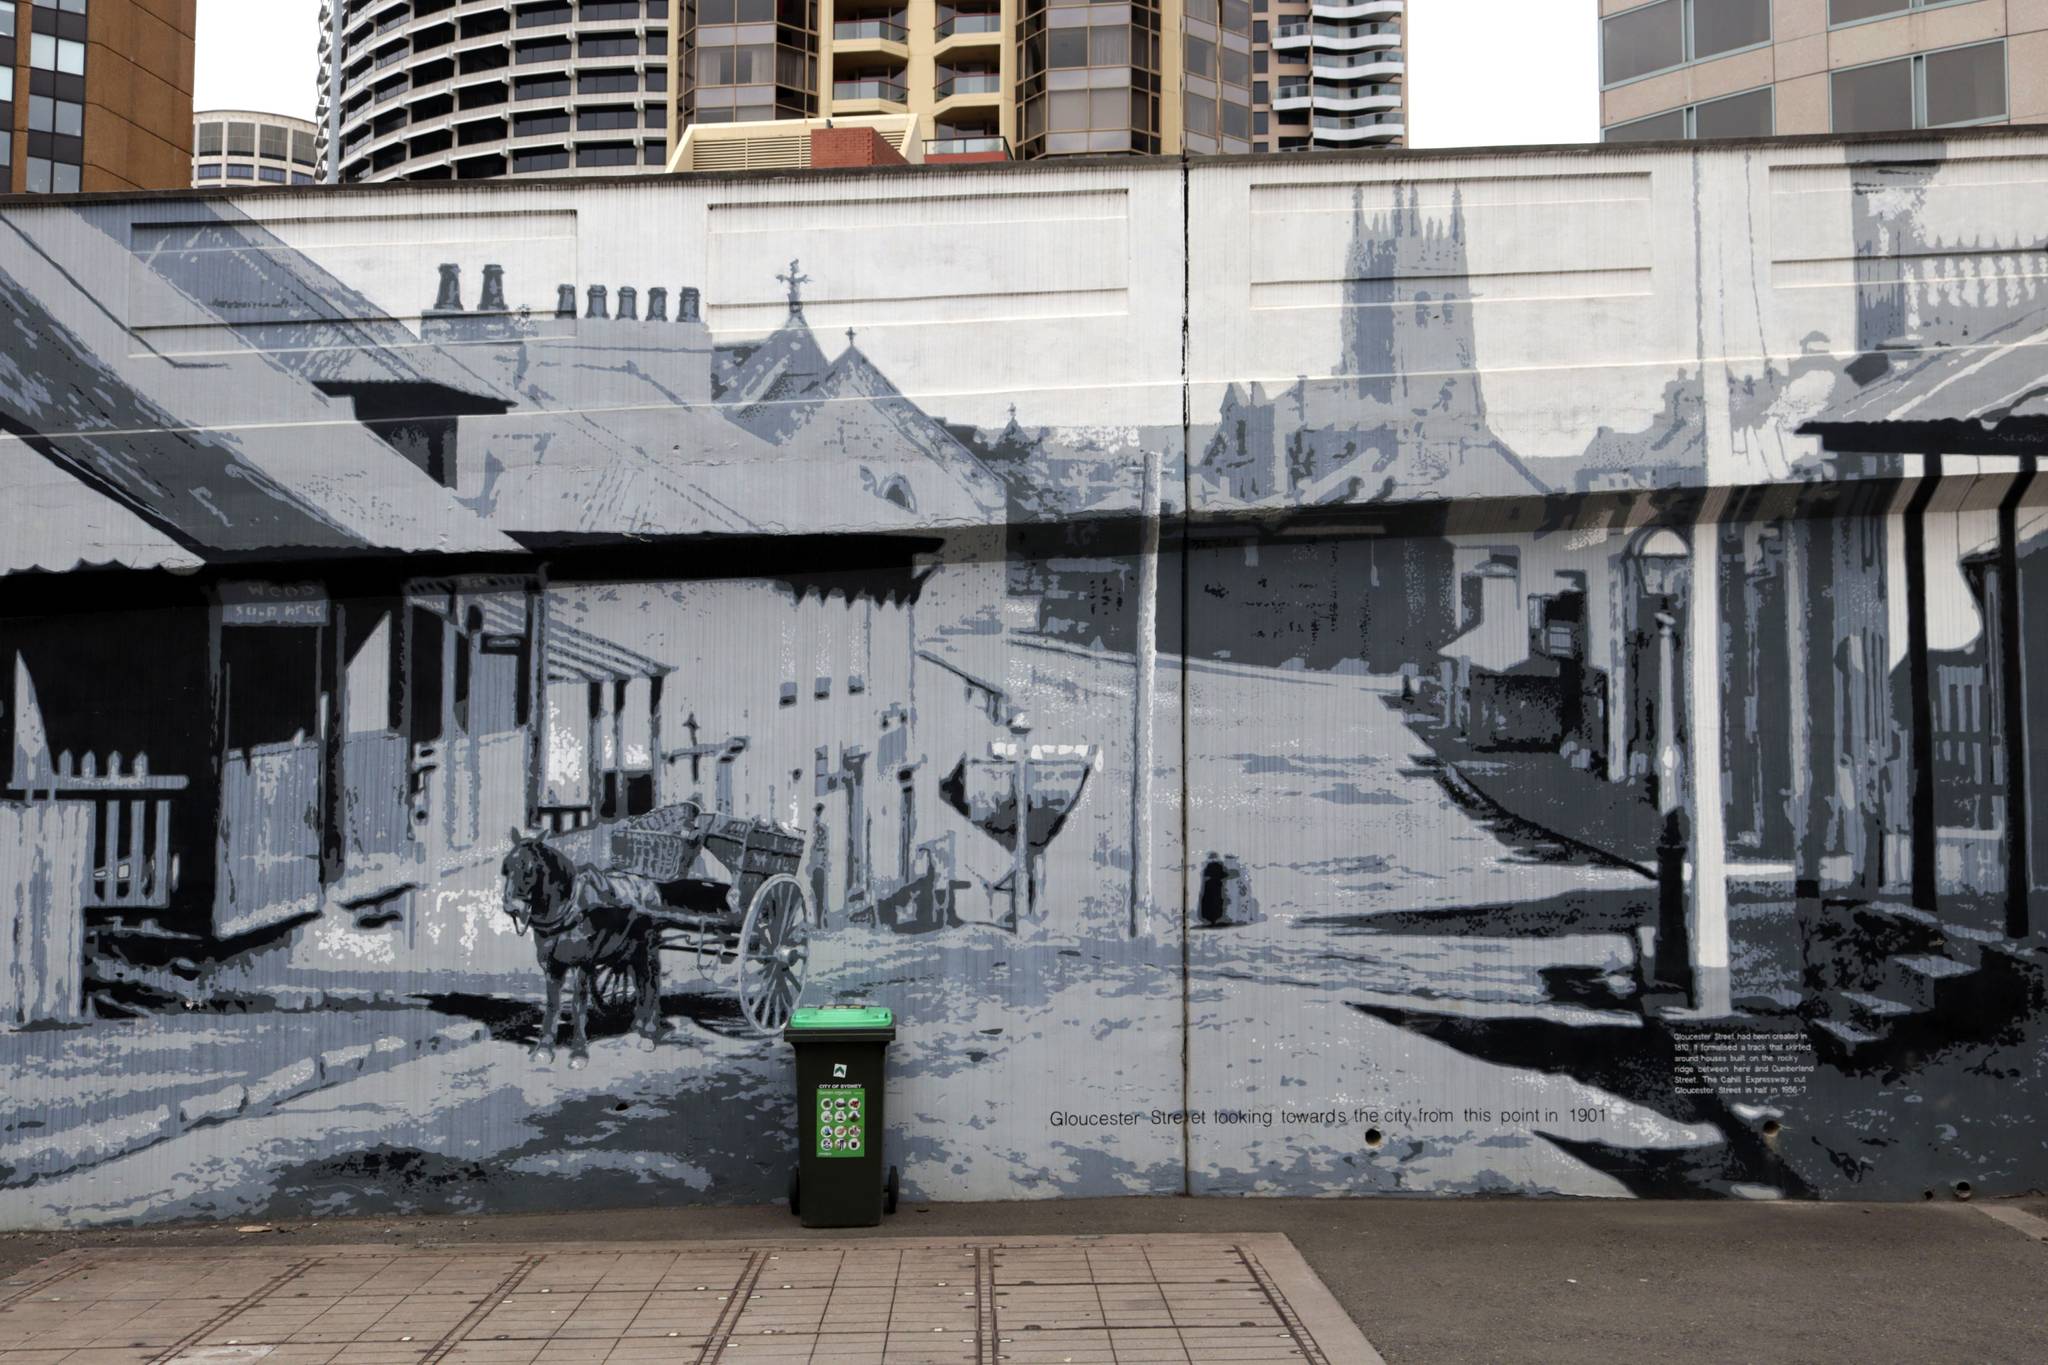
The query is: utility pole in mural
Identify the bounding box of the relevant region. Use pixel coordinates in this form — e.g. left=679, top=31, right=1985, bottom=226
left=3, top=136, right=2048, bottom=1227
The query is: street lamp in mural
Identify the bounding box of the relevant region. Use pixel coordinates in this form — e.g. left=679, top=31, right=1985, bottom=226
left=940, top=715, right=1102, bottom=930
left=1631, top=525, right=1694, bottom=1001
left=1632, top=526, right=1691, bottom=814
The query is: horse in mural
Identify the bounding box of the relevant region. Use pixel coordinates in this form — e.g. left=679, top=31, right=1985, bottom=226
left=498, top=831, right=669, bottom=1067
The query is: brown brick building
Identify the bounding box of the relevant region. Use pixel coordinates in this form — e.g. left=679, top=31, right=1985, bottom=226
left=2, top=0, right=195, bottom=193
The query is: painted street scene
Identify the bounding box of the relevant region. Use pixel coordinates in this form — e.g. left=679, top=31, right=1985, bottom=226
left=5, top=141, right=2048, bottom=1232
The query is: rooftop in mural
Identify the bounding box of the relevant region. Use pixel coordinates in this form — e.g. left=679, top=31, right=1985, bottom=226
left=0, top=212, right=1008, bottom=566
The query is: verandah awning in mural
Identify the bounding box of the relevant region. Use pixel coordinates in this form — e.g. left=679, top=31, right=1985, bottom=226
left=471, top=596, right=671, bottom=684
left=1803, top=307, right=2048, bottom=449
left=0, top=218, right=519, bottom=569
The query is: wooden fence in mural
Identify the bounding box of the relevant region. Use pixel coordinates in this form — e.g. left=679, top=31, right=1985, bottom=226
left=11, top=749, right=185, bottom=912
left=0, top=801, right=91, bottom=1026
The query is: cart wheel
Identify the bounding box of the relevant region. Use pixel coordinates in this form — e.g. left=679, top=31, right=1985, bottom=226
left=884, top=1166, right=900, bottom=1216
left=591, top=961, right=636, bottom=1017
left=737, top=874, right=810, bottom=1035
left=788, top=1168, right=801, bottom=1218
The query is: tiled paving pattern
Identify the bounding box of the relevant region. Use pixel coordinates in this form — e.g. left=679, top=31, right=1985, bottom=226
left=0, top=1235, right=1377, bottom=1365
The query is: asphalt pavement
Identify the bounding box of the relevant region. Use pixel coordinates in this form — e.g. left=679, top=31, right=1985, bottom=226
left=4, top=1195, right=2044, bottom=1363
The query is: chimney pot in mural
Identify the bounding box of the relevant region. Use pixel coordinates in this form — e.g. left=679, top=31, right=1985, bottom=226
left=481, top=265, right=510, bottom=315
left=432, top=264, right=466, bottom=315
left=4, top=132, right=2048, bottom=1232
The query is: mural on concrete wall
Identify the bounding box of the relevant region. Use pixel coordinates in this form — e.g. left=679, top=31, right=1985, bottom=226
left=2, top=144, right=2046, bottom=1226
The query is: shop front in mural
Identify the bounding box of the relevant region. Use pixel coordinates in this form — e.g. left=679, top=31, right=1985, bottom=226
left=2, top=134, right=2047, bottom=1226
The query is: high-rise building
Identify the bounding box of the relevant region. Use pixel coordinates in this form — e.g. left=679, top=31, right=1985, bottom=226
left=1254, top=0, right=1405, bottom=152
left=666, top=0, right=1403, bottom=166
left=0, top=0, right=196, bottom=193
left=1600, top=0, right=2047, bottom=142
left=192, top=110, right=321, bottom=188
left=315, top=0, right=672, bottom=183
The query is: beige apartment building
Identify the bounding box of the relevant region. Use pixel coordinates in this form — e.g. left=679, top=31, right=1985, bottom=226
left=1601, top=0, right=2048, bottom=141
left=192, top=109, right=320, bottom=188
left=669, top=0, right=1404, bottom=166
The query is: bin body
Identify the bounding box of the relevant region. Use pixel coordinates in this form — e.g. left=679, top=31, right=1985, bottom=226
left=786, top=1005, right=896, bottom=1228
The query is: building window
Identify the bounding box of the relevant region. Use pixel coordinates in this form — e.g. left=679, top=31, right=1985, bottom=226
left=32, top=0, right=89, bottom=11
left=583, top=0, right=641, bottom=17
left=1693, top=85, right=1772, bottom=138
left=579, top=70, right=638, bottom=93
left=1833, top=56, right=1911, bottom=132
left=1924, top=40, right=2007, bottom=128
left=1608, top=85, right=1772, bottom=142
left=290, top=130, right=316, bottom=165
left=260, top=124, right=287, bottom=159
left=290, top=171, right=312, bottom=184
left=515, top=74, right=572, bottom=100
left=226, top=121, right=255, bottom=155
left=1605, top=108, right=1685, bottom=142
left=1831, top=40, right=2004, bottom=133
left=196, top=121, right=222, bottom=155
left=512, top=146, right=570, bottom=172
left=1691, top=0, right=1768, bottom=61
left=0, top=2, right=14, bottom=37
left=226, top=162, right=254, bottom=177
left=28, top=33, right=86, bottom=74
left=516, top=38, right=571, bottom=63
left=579, top=142, right=637, bottom=166
left=27, top=94, right=81, bottom=135
left=1829, top=0, right=1971, bottom=26
left=580, top=32, right=639, bottom=58
left=1601, top=0, right=1767, bottom=88
left=578, top=105, right=636, bottom=130
left=258, top=164, right=286, bottom=182
left=515, top=110, right=569, bottom=135
left=24, top=154, right=76, bottom=192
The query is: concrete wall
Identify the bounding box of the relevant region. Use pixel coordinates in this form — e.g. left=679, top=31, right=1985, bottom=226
left=2, top=130, right=2047, bottom=1225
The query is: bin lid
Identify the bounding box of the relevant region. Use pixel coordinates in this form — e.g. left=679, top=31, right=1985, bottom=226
left=788, top=1005, right=895, bottom=1031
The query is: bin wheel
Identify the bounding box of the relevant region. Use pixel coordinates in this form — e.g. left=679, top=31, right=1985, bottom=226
left=884, top=1165, right=900, bottom=1216
left=788, top=1168, right=800, bottom=1218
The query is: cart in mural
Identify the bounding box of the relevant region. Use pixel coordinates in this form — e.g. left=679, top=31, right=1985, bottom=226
left=595, top=803, right=813, bottom=1035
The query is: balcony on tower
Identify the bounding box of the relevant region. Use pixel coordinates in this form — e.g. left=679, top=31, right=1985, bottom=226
left=936, top=3, right=1002, bottom=60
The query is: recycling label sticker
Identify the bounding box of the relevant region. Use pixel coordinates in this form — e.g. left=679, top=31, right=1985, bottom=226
left=815, top=1083, right=866, bottom=1159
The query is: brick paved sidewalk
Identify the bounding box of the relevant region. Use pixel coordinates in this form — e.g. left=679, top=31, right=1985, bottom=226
left=0, top=1234, right=1379, bottom=1365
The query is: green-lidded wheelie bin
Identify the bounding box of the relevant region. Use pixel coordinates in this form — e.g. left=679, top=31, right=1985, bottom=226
left=785, top=1004, right=899, bottom=1228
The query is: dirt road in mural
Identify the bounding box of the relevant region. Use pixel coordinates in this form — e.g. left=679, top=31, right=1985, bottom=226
left=0, top=646, right=1722, bottom=1229
left=1173, top=656, right=1726, bottom=1196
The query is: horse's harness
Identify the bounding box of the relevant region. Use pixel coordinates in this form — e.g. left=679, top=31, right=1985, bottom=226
left=505, top=843, right=579, bottom=939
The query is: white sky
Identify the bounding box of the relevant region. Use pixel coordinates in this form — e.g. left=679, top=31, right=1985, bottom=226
left=193, top=0, right=1600, bottom=147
